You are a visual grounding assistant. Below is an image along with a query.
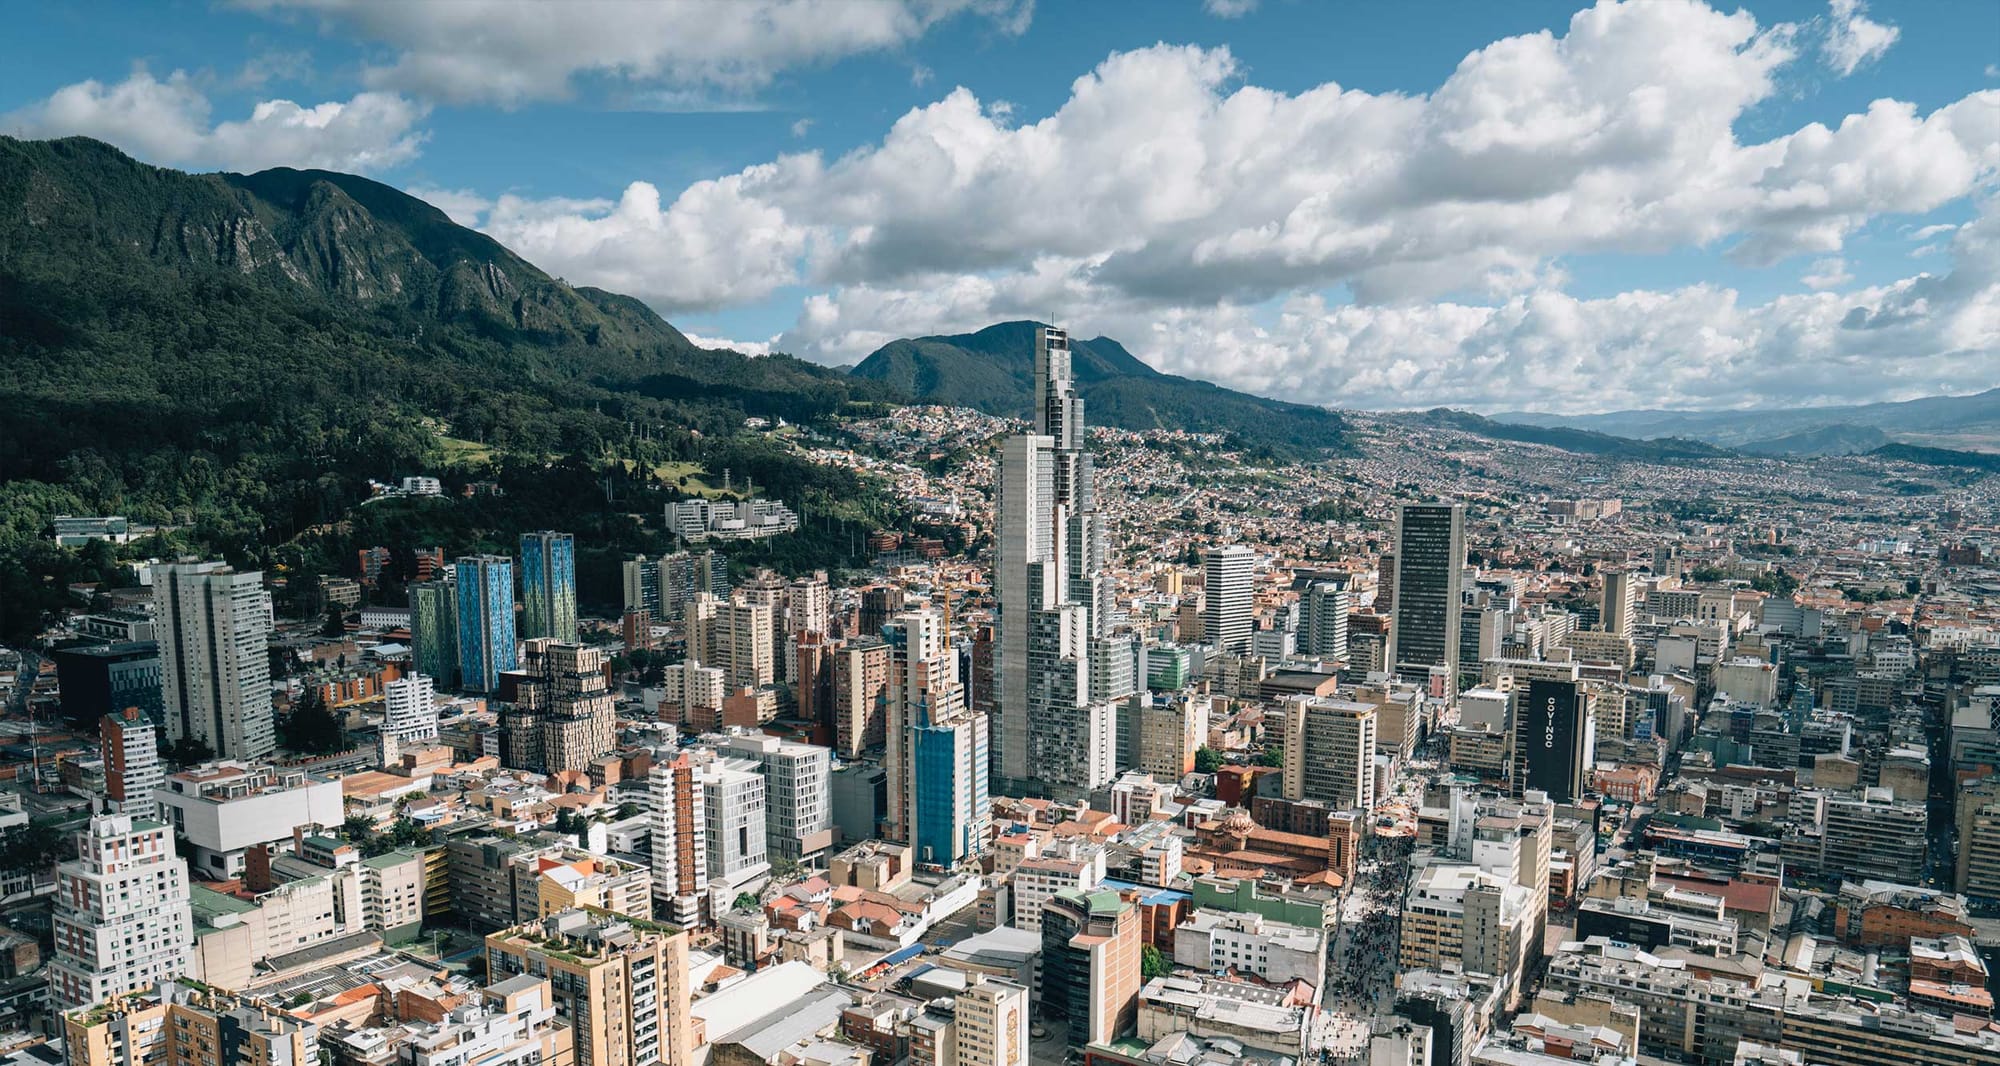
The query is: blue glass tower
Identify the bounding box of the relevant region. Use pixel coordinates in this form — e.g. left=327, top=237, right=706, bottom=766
left=456, top=555, right=517, bottom=693
left=520, top=531, right=577, bottom=643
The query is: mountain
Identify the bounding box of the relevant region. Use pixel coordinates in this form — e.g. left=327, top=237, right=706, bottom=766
left=1868, top=442, right=2000, bottom=473
left=850, top=320, right=1346, bottom=455
left=1397, top=409, right=1733, bottom=461
left=1737, top=423, right=1889, bottom=457
left=0, top=136, right=897, bottom=641
left=1498, top=388, right=2000, bottom=452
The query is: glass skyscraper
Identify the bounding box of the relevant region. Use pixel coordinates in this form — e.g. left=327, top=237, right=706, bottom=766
left=411, top=579, right=459, bottom=689
left=1390, top=502, right=1466, bottom=682
left=456, top=555, right=517, bottom=693
left=519, top=531, right=577, bottom=643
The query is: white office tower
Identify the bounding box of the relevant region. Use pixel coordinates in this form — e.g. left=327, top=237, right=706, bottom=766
left=380, top=674, right=440, bottom=764
left=1277, top=696, right=1378, bottom=812
left=1202, top=546, right=1256, bottom=654
left=1300, top=578, right=1350, bottom=661
left=1601, top=569, right=1636, bottom=637
left=701, top=758, right=771, bottom=890
left=49, top=813, right=194, bottom=1008
left=155, top=562, right=276, bottom=760
left=995, top=326, right=1118, bottom=796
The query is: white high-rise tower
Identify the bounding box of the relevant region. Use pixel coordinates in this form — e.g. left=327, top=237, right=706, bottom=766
left=155, top=562, right=276, bottom=760
left=995, top=325, right=1117, bottom=795
left=48, top=813, right=194, bottom=1008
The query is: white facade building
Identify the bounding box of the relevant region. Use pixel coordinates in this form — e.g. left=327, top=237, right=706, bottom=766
left=49, top=813, right=194, bottom=1008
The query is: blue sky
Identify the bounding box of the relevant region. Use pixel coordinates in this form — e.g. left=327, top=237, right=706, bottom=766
left=3, top=0, right=1996, bottom=412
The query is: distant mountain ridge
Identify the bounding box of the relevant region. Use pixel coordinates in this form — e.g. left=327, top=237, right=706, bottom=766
left=849, top=320, right=1347, bottom=455
left=1498, top=388, right=2000, bottom=454
left=1394, top=409, right=1733, bottom=461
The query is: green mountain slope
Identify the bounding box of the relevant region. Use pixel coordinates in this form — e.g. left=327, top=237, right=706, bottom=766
left=0, top=136, right=898, bottom=640
left=850, top=320, right=1346, bottom=456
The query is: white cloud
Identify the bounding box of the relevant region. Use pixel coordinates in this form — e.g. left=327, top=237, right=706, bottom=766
left=911, top=64, right=935, bottom=87
left=408, top=186, right=494, bottom=226
left=1822, top=0, right=1899, bottom=76
left=683, top=331, right=777, bottom=357
left=1801, top=257, right=1852, bottom=289
left=1910, top=223, right=1958, bottom=240
left=792, top=117, right=815, bottom=138
left=1, top=68, right=427, bottom=174
left=239, top=0, right=1033, bottom=105
left=1203, top=0, right=1258, bottom=17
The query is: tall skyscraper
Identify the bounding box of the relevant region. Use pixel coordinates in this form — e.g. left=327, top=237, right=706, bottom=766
left=519, top=531, right=577, bottom=643
left=411, top=578, right=459, bottom=689
left=455, top=555, right=517, bottom=694
left=1388, top=504, right=1466, bottom=682
left=995, top=325, right=1116, bottom=796
left=49, top=813, right=194, bottom=1008
left=1601, top=569, right=1636, bottom=637
left=154, top=562, right=275, bottom=760
left=99, top=707, right=162, bottom=822
left=832, top=638, right=890, bottom=757
left=501, top=642, right=617, bottom=773
left=1514, top=680, right=1594, bottom=804
left=1201, top=545, right=1255, bottom=654
left=1300, top=577, right=1351, bottom=661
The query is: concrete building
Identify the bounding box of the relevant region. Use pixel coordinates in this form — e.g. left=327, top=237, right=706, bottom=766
left=49, top=813, right=194, bottom=1009
left=648, top=753, right=710, bottom=925
left=154, top=561, right=276, bottom=760
left=1039, top=888, right=1141, bottom=1047
left=1823, top=789, right=1928, bottom=886
left=399, top=976, right=575, bottom=1066
left=1300, top=578, right=1351, bottom=662
left=722, top=733, right=835, bottom=865
left=380, top=673, right=440, bottom=762
left=1277, top=695, right=1377, bottom=812
left=704, top=757, right=772, bottom=890
left=62, top=981, right=318, bottom=1066
left=1122, top=691, right=1210, bottom=781
left=832, top=638, right=890, bottom=757
left=955, top=974, right=1030, bottom=1066
left=1172, top=909, right=1327, bottom=989
left=1399, top=864, right=1537, bottom=1007
left=484, top=910, right=693, bottom=1066
left=1202, top=546, right=1256, bottom=656
left=99, top=706, right=163, bottom=822
left=1388, top=504, right=1465, bottom=683
left=501, top=641, right=618, bottom=774
left=155, top=761, right=345, bottom=880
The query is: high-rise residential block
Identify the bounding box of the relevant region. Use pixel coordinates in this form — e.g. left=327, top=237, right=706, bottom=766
left=63, top=981, right=319, bottom=1066
left=1201, top=545, right=1255, bottom=655
left=1388, top=504, right=1466, bottom=682
left=411, top=578, right=459, bottom=688
left=154, top=561, right=275, bottom=760
left=1299, top=577, right=1350, bottom=661
left=456, top=555, right=517, bottom=694
left=703, top=757, right=771, bottom=890
left=380, top=673, right=440, bottom=763
left=832, top=638, right=890, bottom=756
left=519, top=531, right=578, bottom=643
left=99, top=707, right=163, bottom=822
left=500, top=641, right=617, bottom=774
left=722, top=733, right=835, bottom=864
left=649, top=752, right=710, bottom=926
left=1601, top=569, right=1636, bottom=637
left=49, top=813, right=194, bottom=1008
left=485, top=909, right=693, bottom=1066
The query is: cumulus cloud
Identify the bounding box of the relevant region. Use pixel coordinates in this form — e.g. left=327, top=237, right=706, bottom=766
left=408, top=186, right=494, bottom=226
left=1801, top=257, right=1852, bottom=289
left=1822, top=0, right=1899, bottom=76
left=683, top=332, right=778, bottom=357
left=1, top=68, right=427, bottom=173
left=240, top=0, right=1034, bottom=105
left=1203, top=0, right=1258, bottom=17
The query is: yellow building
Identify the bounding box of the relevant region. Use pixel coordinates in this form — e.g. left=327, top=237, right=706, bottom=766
left=485, top=909, right=692, bottom=1066
left=65, top=981, right=317, bottom=1066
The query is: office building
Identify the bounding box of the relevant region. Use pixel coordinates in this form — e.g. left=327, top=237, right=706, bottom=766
left=1277, top=696, right=1377, bottom=812
left=955, top=975, right=1031, bottom=1066
left=1039, top=888, right=1141, bottom=1046
left=910, top=702, right=991, bottom=869
left=1601, top=570, right=1636, bottom=637
left=485, top=909, right=693, bottom=1066
left=885, top=609, right=970, bottom=843
left=411, top=578, right=459, bottom=688
left=722, top=733, right=835, bottom=865
left=1202, top=546, right=1256, bottom=655
left=995, top=325, right=1117, bottom=797
left=1513, top=680, right=1593, bottom=805
left=703, top=757, right=771, bottom=890
left=99, top=707, right=163, bottom=822
left=1398, top=864, right=1536, bottom=1006
left=155, top=761, right=345, bottom=880
left=520, top=531, right=578, bottom=643
left=1388, top=504, right=1465, bottom=682
left=154, top=561, right=276, bottom=761
left=1299, top=578, right=1350, bottom=661
left=1122, top=692, right=1211, bottom=781
left=456, top=555, right=518, bottom=694
left=1172, top=909, right=1327, bottom=987
left=1823, top=790, right=1928, bottom=886
left=49, top=813, right=195, bottom=1008
left=52, top=641, right=162, bottom=726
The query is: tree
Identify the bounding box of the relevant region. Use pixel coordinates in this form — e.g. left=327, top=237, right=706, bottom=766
left=166, top=737, right=214, bottom=767
left=341, top=814, right=376, bottom=842
left=1194, top=747, right=1224, bottom=774
left=733, top=892, right=759, bottom=913
left=1141, top=944, right=1172, bottom=980
left=321, top=606, right=349, bottom=637
left=1254, top=748, right=1282, bottom=768
left=281, top=688, right=346, bottom=755
left=0, top=819, right=74, bottom=875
